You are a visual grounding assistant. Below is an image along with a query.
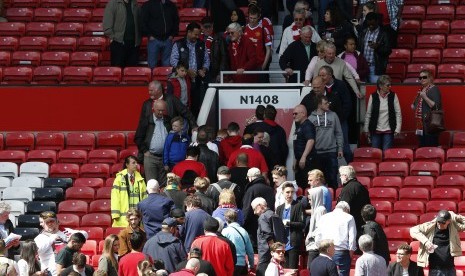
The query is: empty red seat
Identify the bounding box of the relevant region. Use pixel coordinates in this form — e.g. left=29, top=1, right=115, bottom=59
left=393, top=201, right=425, bottom=216
left=79, top=239, right=97, bottom=256
left=33, top=65, right=62, bottom=84
left=55, top=22, right=84, bottom=36
left=83, top=22, right=103, bottom=36
left=122, top=67, right=152, bottom=84
left=399, top=187, right=430, bottom=201
left=410, top=161, right=440, bottom=177
left=419, top=212, right=438, bottom=223
left=56, top=213, right=80, bottom=228
left=406, top=64, right=436, bottom=78
left=66, top=132, right=95, bottom=150
left=384, top=148, right=413, bottom=163
left=92, top=67, right=121, bottom=84
left=6, top=7, right=34, bottom=22
left=63, top=8, right=91, bottom=22
left=105, top=178, right=115, bottom=187
left=436, top=174, right=465, bottom=189
left=403, top=176, right=434, bottom=189
left=58, top=200, right=88, bottom=217
left=0, top=37, right=19, bottom=51
left=26, top=149, right=57, bottom=164
left=411, top=49, right=441, bottom=65
left=458, top=201, right=465, bottom=213
left=426, top=201, right=457, bottom=213
left=77, top=36, right=107, bottom=51
left=41, top=51, right=70, bottom=66
left=96, top=186, right=111, bottom=199
left=50, top=163, right=80, bottom=178
left=0, top=51, right=11, bottom=66
left=384, top=226, right=412, bottom=242
left=178, top=8, right=206, bottom=21
left=97, top=132, right=125, bottom=150
left=415, top=147, right=445, bottom=163
left=74, top=178, right=104, bottom=189
left=349, top=162, right=377, bottom=178
left=357, top=176, right=372, bottom=189
left=401, top=5, right=425, bottom=20
left=11, top=51, right=41, bottom=66
left=36, top=132, right=65, bottom=150
left=99, top=51, right=110, bottom=66
left=372, top=176, right=403, bottom=189
left=453, top=132, right=465, bottom=147
left=66, top=186, right=95, bottom=202
left=105, top=227, right=123, bottom=237
left=88, top=149, right=118, bottom=164
left=33, top=7, right=63, bottom=22
left=426, top=5, right=455, bottom=20
left=371, top=201, right=393, bottom=214
left=78, top=227, right=103, bottom=242
left=69, top=0, right=96, bottom=8
left=447, top=148, right=465, bottom=162
left=110, top=163, right=124, bottom=177
left=81, top=213, right=111, bottom=228
left=369, top=187, right=398, bottom=201
left=178, top=21, right=189, bottom=36
left=91, top=8, right=104, bottom=22
left=126, top=132, right=136, bottom=149
left=447, top=34, right=465, bottom=48
left=5, top=132, right=34, bottom=150
left=442, top=48, right=465, bottom=64
left=152, top=66, right=173, bottom=82
left=388, top=240, right=410, bottom=253
left=2, top=67, right=33, bottom=84
left=434, top=78, right=462, bottom=84
left=48, top=37, right=77, bottom=51
left=437, top=64, right=465, bottom=80
left=398, top=20, right=421, bottom=34
left=378, top=162, right=409, bottom=177
left=0, top=150, right=27, bottom=164
left=353, top=147, right=383, bottom=163
left=25, top=22, right=55, bottom=36
left=396, top=34, right=416, bottom=49
left=41, top=0, right=69, bottom=8
left=442, top=162, right=465, bottom=176
left=388, top=49, right=411, bottom=64
left=70, top=51, right=99, bottom=66
left=0, top=22, right=26, bottom=36
left=89, top=199, right=110, bottom=213
left=62, top=66, right=93, bottom=83
left=421, top=20, right=450, bottom=35
left=11, top=0, right=40, bottom=7
left=57, top=149, right=88, bottom=164
left=18, top=36, right=48, bottom=51
left=387, top=213, right=418, bottom=227
left=451, top=20, right=465, bottom=34
left=80, top=164, right=110, bottom=178
left=385, top=63, right=406, bottom=81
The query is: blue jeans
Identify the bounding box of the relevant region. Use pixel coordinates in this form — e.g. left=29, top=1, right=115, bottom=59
left=341, top=120, right=353, bottom=163
left=332, top=250, right=351, bottom=276
left=147, top=38, right=172, bottom=68
left=368, top=65, right=380, bottom=84
left=193, top=0, right=205, bottom=7
left=317, top=152, right=339, bottom=190
left=371, top=132, right=394, bottom=151
left=429, top=268, right=456, bottom=276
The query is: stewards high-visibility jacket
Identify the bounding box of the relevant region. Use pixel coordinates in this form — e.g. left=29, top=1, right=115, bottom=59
left=111, top=169, right=147, bottom=227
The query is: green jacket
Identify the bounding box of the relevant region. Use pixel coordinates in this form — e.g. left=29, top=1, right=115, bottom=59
left=111, top=169, right=147, bottom=227
left=103, top=0, right=141, bottom=46
left=410, top=211, right=465, bottom=267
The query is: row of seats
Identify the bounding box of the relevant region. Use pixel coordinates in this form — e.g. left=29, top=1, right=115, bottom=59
left=402, top=4, right=465, bottom=21
left=386, top=62, right=465, bottom=82
left=349, top=175, right=465, bottom=189
left=390, top=48, right=465, bottom=65
left=404, top=0, right=465, bottom=5
left=5, top=0, right=194, bottom=9
left=360, top=131, right=457, bottom=150
left=0, top=22, right=103, bottom=36
left=354, top=147, right=465, bottom=164
left=371, top=199, right=465, bottom=216
left=399, top=19, right=465, bottom=35
left=397, top=33, right=465, bottom=49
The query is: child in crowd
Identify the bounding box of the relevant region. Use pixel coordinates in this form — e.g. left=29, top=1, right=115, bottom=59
left=166, top=62, right=191, bottom=108
left=163, top=116, right=190, bottom=170
left=337, top=36, right=369, bottom=82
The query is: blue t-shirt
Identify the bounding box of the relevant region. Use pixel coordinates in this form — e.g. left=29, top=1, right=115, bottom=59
left=293, top=119, right=316, bottom=160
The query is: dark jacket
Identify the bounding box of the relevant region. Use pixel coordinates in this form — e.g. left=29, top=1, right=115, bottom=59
left=134, top=113, right=171, bottom=155
left=142, top=231, right=187, bottom=273
left=137, top=193, right=175, bottom=239
left=140, top=0, right=179, bottom=39
left=209, top=33, right=230, bottom=82
left=310, top=255, right=339, bottom=276
left=362, top=220, right=390, bottom=265
left=413, top=85, right=442, bottom=134
left=276, top=200, right=305, bottom=248
left=359, top=27, right=392, bottom=75
left=163, top=189, right=187, bottom=210
left=279, top=40, right=317, bottom=83
left=387, top=260, right=424, bottom=276
left=337, top=178, right=371, bottom=235
left=197, top=143, right=219, bottom=183
left=211, top=0, right=236, bottom=33
left=257, top=209, right=275, bottom=263
left=194, top=191, right=215, bottom=214
left=206, top=178, right=242, bottom=208
left=327, top=78, right=352, bottom=121
left=320, top=21, right=355, bottom=55
left=181, top=208, right=212, bottom=252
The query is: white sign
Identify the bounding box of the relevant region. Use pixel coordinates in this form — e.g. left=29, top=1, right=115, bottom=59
left=218, top=89, right=301, bottom=109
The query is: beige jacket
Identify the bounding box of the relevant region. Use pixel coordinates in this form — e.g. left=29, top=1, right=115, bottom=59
left=410, top=211, right=465, bottom=267
left=103, top=0, right=141, bottom=46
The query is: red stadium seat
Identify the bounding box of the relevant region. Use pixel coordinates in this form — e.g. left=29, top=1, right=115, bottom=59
left=436, top=174, right=465, bottom=189
left=411, top=49, right=441, bottom=65
left=0, top=22, right=26, bottom=36
left=5, top=132, right=34, bottom=150
left=384, top=227, right=412, bottom=242
left=416, top=35, right=446, bottom=49
left=396, top=34, right=416, bottom=49
left=62, top=66, right=93, bottom=83
left=92, top=67, right=121, bottom=84
left=69, top=0, right=96, bottom=8
left=26, top=149, right=57, bottom=164
left=357, top=176, right=372, bottom=189
left=91, top=8, right=104, bottom=22
left=403, top=176, right=434, bottom=189
left=87, top=149, right=118, bottom=164
left=41, top=0, right=69, bottom=8
left=18, top=36, right=47, bottom=51
left=178, top=8, right=206, bottom=22
left=48, top=37, right=77, bottom=51
left=99, top=51, right=110, bottom=66
left=105, top=227, right=123, bottom=237
left=375, top=213, right=386, bottom=227
left=58, top=200, right=88, bottom=216
left=11, top=0, right=40, bottom=7
left=415, top=147, right=445, bottom=163
left=56, top=213, right=80, bottom=228
left=80, top=164, right=110, bottom=178
left=66, top=132, right=95, bottom=150
left=118, top=149, right=138, bottom=163
left=105, top=178, right=115, bottom=187
left=447, top=148, right=465, bottom=162
left=398, top=20, right=421, bottom=34
left=387, top=213, right=418, bottom=227
left=78, top=227, right=103, bottom=242
left=122, top=67, right=152, bottom=84
left=50, top=163, right=80, bottom=178
left=89, top=199, right=110, bottom=213
left=0, top=51, right=11, bottom=66
left=431, top=187, right=461, bottom=202
left=401, top=5, right=425, bottom=20
left=63, top=8, right=91, bottom=22
left=426, top=201, right=457, bottom=213
left=437, top=64, right=465, bottom=80
left=70, top=51, right=99, bottom=66
left=453, top=132, right=465, bottom=147
left=369, top=187, right=398, bottom=201
left=426, top=5, right=455, bottom=20
left=110, top=163, right=124, bottom=177
left=384, top=148, right=413, bottom=164
left=388, top=240, right=410, bottom=253
left=399, top=187, right=430, bottom=201
left=385, top=63, right=406, bottom=81
left=372, top=176, right=403, bottom=190
left=66, top=186, right=95, bottom=202
left=393, top=201, right=425, bottom=216
left=178, top=21, right=189, bottom=36
left=447, top=34, right=465, bottom=48
left=83, top=22, right=103, bottom=36
left=2, top=67, right=33, bottom=84
left=353, top=147, right=383, bottom=163
left=32, top=65, right=62, bottom=84
left=455, top=256, right=465, bottom=271
left=442, top=162, right=465, bottom=176
left=25, top=22, right=55, bottom=36
left=152, top=66, right=173, bottom=81
left=96, top=187, right=111, bottom=199
left=406, top=64, right=436, bottom=78
left=33, top=7, right=63, bottom=22
left=404, top=78, right=420, bottom=83
left=35, top=132, right=65, bottom=150
left=458, top=201, right=465, bottom=213
left=6, top=7, right=34, bottom=21
left=371, top=201, right=393, bottom=214
left=419, top=212, right=437, bottom=224
left=11, top=51, right=41, bottom=66
left=388, top=49, right=411, bottom=64
left=96, top=132, right=125, bottom=151
left=81, top=213, right=111, bottom=228
left=74, top=178, right=104, bottom=189
left=126, top=132, right=136, bottom=149
left=0, top=37, right=19, bottom=51
left=79, top=240, right=97, bottom=256
left=41, top=51, right=70, bottom=66
left=456, top=5, right=465, bottom=19
left=378, top=162, right=409, bottom=177
left=434, top=78, right=462, bottom=84
left=410, top=241, right=420, bottom=253
left=442, top=48, right=465, bottom=64
left=410, top=161, right=440, bottom=177
left=421, top=20, right=450, bottom=35
left=77, top=36, right=107, bottom=51
left=348, top=162, right=377, bottom=178
left=393, top=132, right=418, bottom=150
left=451, top=20, right=465, bottom=34
left=57, top=149, right=88, bottom=164
left=55, top=22, right=84, bottom=36
left=0, top=150, right=27, bottom=164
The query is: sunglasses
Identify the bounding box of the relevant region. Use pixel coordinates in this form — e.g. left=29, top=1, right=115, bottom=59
left=274, top=250, right=285, bottom=254
left=294, top=18, right=305, bottom=22
left=418, top=76, right=428, bottom=80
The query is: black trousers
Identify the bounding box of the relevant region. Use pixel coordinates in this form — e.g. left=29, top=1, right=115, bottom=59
left=110, top=40, right=139, bottom=67
left=284, top=247, right=299, bottom=269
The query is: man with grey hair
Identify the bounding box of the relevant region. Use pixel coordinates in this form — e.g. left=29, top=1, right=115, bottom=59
left=0, top=201, right=19, bottom=259
left=279, top=25, right=317, bottom=83
left=138, top=179, right=175, bottom=239
left=227, top=22, right=258, bottom=83
left=171, top=257, right=201, bottom=275
left=355, top=234, right=387, bottom=275
left=310, top=239, right=338, bottom=276
left=279, top=9, right=321, bottom=56
left=315, top=201, right=357, bottom=276
left=251, top=197, right=276, bottom=276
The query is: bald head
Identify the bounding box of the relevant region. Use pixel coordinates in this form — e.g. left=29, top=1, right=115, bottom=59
left=293, top=104, right=308, bottom=123
left=153, top=100, right=167, bottom=118
left=312, top=76, right=325, bottom=94
left=186, top=258, right=200, bottom=273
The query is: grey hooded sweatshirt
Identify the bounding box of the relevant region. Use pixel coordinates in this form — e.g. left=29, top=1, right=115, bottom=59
left=309, top=110, right=343, bottom=154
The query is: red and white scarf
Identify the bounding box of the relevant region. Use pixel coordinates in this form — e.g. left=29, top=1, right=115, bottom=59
left=291, top=23, right=301, bottom=41
left=232, top=37, right=241, bottom=57
left=414, top=84, right=434, bottom=135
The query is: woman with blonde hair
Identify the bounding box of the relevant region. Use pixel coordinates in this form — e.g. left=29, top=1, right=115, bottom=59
left=163, top=173, right=187, bottom=210
left=212, top=189, right=244, bottom=226
left=98, top=235, right=119, bottom=276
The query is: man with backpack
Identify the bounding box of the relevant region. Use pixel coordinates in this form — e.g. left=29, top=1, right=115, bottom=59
left=206, top=166, right=242, bottom=208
